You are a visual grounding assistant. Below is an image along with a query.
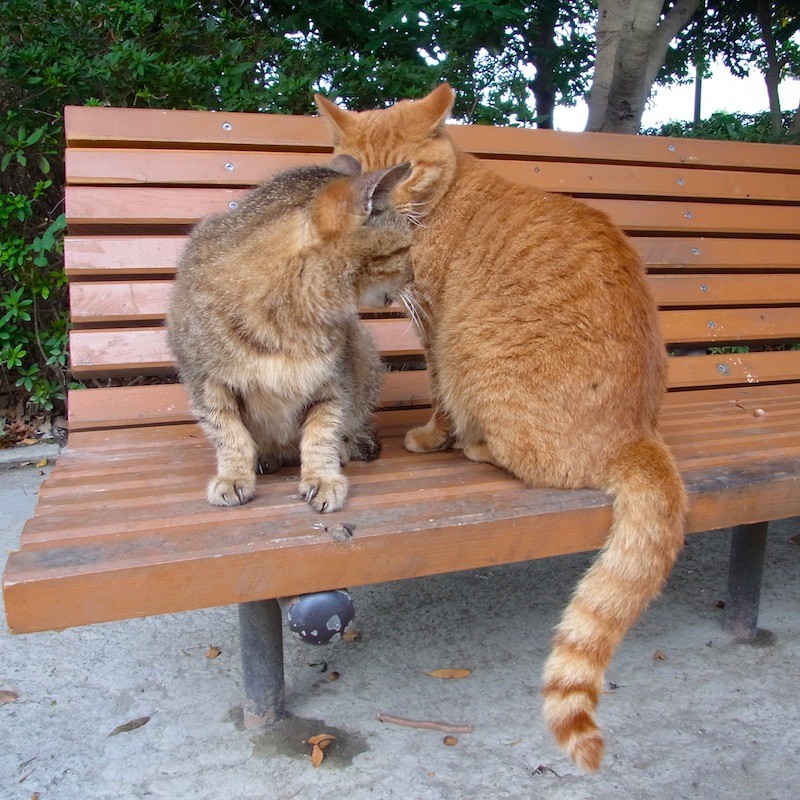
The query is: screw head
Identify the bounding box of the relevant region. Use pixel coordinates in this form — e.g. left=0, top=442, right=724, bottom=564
left=229, top=201, right=238, bottom=210
left=222, top=122, right=232, bottom=131
left=691, top=247, right=700, bottom=255
left=708, top=320, right=716, bottom=328
left=685, top=211, right=693, bottom=219
left=224, top=162, right=234, bottom=171
left=677, top=177, right=684, bottom=186
left=668, top=144, right=676, bottom=152
left=717, top=364, right=730, bottom=375
left=700, top=284, right=709, bottom=292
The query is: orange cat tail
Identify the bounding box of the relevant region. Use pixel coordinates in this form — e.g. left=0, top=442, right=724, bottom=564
left=542, top=438, right=687, bottom=771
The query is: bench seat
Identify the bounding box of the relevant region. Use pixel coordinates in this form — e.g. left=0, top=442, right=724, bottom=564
left=7, top=384, right=800, bottom=633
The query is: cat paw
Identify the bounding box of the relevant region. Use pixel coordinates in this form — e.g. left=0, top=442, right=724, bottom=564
left=300, top=474, right=348, bottom=513
left=347, top=430, right=382, bottom=462
left=207, top=475, right=256, bottom=506
left=405, top=423, right=451, bottom=453
left=463, top=442, right=498, bottom=466
left=256, top=458, right=278, bottom=475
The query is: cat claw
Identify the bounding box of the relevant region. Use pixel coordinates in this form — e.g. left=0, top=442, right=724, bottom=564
left=299, top=475, right=348, bottom=513
left=207, top=476, right=255, bottom=507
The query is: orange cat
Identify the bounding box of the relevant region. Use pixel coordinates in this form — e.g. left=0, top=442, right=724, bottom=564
left=316, top=85, right=687, bottom=771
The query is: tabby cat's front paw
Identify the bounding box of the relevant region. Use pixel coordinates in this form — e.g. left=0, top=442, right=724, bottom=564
left=347, top=430, right=382, bottom=462
left=207, top=474, right=256, bottom=506
left=300, top=473, right=348, bottom=513
left=404, top=422, right=452, bottom=453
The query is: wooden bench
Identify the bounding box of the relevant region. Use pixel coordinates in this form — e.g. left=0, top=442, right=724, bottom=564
left=4, top=106, right=800, bottom=729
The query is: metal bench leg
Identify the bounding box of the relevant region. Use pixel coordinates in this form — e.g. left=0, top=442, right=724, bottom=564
left=239, top=599, right=286, bottom=728
left=722, top=521, right=768, bottom=641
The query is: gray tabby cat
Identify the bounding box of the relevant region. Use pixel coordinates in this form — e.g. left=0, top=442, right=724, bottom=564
left=167, top=156, right=412, bottom=511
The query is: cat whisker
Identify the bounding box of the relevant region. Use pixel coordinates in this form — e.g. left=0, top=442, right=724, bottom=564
left=397, top=287, right=428, bottom=334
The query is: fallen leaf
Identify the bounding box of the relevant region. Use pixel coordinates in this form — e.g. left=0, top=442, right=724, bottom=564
left=0, top=690, right=19, bottom=705
left=205, top=646, right=221, bottom=659
left=21, top=438, right=37, bottom=446
left=443, top=735, right=458, bottom=746
left=342, top=629, right=361, bottom=643
left=653, top=649, right=666, bottom=661
left=310, top=744, right=324, bottom=767
left=325, top=671, right=340, bottom=682
left=308, top=733, right=337, bottom=750
left=308, top=734, right=337, bottom=767
left=426, top=668, right=472, bottom=680
left=109, top=716, right=150, bottom=736
left=35, top=458, right=47, bottom=467
left=714, top=600, right=726, bottom=609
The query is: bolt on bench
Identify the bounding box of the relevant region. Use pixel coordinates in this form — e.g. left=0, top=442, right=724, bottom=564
left=4, top=106, right=800, bottom=727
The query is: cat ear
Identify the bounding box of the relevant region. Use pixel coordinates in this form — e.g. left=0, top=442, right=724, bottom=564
left=354, top=162, right=412, bottom=215
left=417, top=83, right=455, bottom=132
left=314, top=94, right=355, bottom=142
left=329, top=154, right=362, bottom=176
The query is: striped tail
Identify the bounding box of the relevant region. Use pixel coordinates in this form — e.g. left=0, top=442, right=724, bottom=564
left=542, top=437, right=687, bottom=771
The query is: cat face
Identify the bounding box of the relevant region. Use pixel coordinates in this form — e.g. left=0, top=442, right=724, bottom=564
left=315, top=85, right=458, bottom=223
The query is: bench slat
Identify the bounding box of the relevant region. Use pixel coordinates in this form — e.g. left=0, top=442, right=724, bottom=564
left=67, top=276, right=800, bottom=327
left=63, top=378, right=800, bottom=434
left=66, top=147, right=800, bottom=204
left=68, top=315, right=800, bottom=379
left=63, top=234, right=800, bottom=280
left=66, top=186, right=800, bottom=236
left=66, top=370, right=431, bottom=431
left=64, top=105, right=800, bottom=173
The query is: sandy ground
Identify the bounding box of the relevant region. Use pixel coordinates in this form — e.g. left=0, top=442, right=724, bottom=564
left=1, top=464, right=798, bottom=800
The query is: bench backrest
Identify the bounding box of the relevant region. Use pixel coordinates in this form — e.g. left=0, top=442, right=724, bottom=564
left=64, top=106, right=800, bottom=432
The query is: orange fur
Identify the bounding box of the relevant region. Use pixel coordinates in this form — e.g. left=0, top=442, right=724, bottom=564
left=316, top=85, right=688, bottom=770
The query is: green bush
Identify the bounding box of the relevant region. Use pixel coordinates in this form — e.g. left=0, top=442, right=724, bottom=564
left=643, top=110, right=798, bottom=143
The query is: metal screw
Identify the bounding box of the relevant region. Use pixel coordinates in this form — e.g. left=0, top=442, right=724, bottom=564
left=668, top=144, right=676, bottom=152
left=677, top=177, right=684, bottom=186
left=685, top=211, right=693, bottom=219
left=692, top=247, right=700, bottom=255
left=708, top=320, right=715, bottom=328
left=229, top=201, right=238, bottom=210
left=717, top=364, right=730, bottom=375
left=224, top=162, right=234, bottom=171
left=222, top=122, right=232, bottom=131
left=700, top=284, right=709, bottom=292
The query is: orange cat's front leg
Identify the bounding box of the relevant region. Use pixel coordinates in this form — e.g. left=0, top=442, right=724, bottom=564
left=405, top=406, right=454, bottom=453
left=299, top=395, right=349, bottom=513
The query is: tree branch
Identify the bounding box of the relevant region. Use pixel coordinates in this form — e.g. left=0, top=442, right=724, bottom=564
left=644, top=0, right=702, bottom=90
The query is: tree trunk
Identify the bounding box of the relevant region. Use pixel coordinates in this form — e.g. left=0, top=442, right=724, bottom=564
left=586, top=0, right=701, bottom=133
left=528, top=4, right=559, bottom=128
left=755, top=0, right=783, bottom=139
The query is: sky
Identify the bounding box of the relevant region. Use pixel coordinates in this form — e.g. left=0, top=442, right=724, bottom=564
left=555, top=59, right=800, bottom=131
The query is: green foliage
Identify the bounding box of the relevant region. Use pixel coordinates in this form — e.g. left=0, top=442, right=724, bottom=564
left=643, top=110, right=798, bottom=142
